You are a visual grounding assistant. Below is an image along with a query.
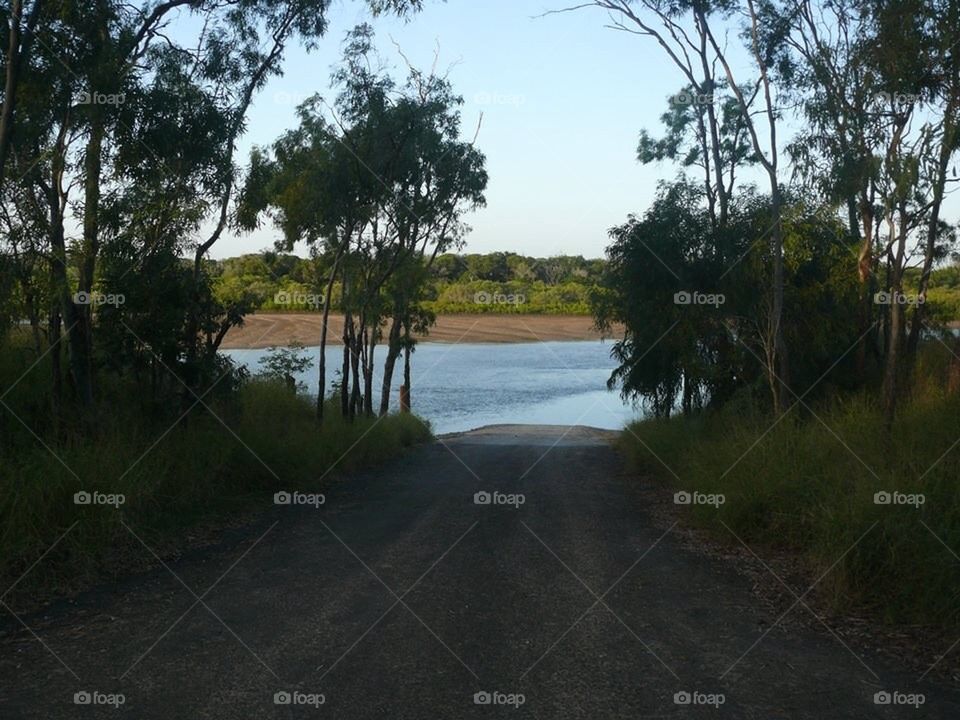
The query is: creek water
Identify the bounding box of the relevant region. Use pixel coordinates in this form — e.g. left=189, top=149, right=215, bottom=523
left=223, top=340, right=643, bottom=435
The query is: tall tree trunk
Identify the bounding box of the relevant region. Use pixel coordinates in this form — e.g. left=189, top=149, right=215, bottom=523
left=883, top=216, right=908, bottom=427
left=706, top=0, right=787, bottom=413
left=340, top=311, right=351, bottom=419
left=855, top=197, right=875, bottom=373
left=349, top=316, right=362, bottom=420
left=694, top=7, right=728, bottom=230
left=49, top=225, right=92, bottom=408
left=183, top=27, right=294, bottom=395
left=883, top=297, right=904, bottom=427
left=0, top=0, right=24, bottom=185
left=364, top=325, right=375, bottom=417
left=73, top=111, right=105, bottom=403
left=907, top=107, right=956, bottom=357
left=49, top=303, right=62, bottom=435
left=770, top=182, right=789, bottom=414
left=45, top=125, right=94, bottom=409
left=0, top=0, right=42, bottom=185
left=378, top=313, right=402, bottom=416
left=402, top=320, right=412, bottom=413
left=315, top=250, right=342, bottom=422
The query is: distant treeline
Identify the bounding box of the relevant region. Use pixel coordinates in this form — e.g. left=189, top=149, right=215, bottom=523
left=211, top=251, right=605, bottom=315
left=914, top=266, right=960, bottom=326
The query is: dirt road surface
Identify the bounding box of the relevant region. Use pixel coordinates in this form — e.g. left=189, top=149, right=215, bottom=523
left=2, top=425, right=957, bottom=718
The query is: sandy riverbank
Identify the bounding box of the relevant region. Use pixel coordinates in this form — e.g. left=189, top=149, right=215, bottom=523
left=221, top=313, right=616, bottom=349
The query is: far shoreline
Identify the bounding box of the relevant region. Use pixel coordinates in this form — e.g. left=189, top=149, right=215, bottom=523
left=221, top=313, right=619, bottom=349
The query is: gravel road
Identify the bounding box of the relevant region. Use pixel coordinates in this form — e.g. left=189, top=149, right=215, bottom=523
left=2, top=425, right=957, bottom=718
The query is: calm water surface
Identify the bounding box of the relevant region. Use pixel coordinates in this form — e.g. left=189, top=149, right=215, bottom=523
left=224, top=341, right=643, bottom=435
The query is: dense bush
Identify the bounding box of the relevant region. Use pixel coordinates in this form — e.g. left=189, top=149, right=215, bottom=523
left=0, top=334, right=431, bottom=596
left=618, top=343, right=960, bottom=628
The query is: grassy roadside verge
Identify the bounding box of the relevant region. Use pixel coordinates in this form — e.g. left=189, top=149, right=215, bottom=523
left=0, top=347, right=432, bottom=605
left=618, top=389, right=960, bottom=631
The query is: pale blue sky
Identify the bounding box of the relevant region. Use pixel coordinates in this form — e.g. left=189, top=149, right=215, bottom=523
left=220, top=0, right=719, bottom=259
left=158, top=0, right=960, bottom=264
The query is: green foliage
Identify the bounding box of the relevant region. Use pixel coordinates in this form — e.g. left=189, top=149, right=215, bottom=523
left=208, top=251, right=603, bottom=316
left=257, top=343, right=314, bottom=392
left=235, top=27, right=489, bottom=416
left=618, top=347, right=960, bottom=628
left=426, top=279, right=592, bottom=314
left=591, top=180, right=863, bottom=414
left=0, top=336, right=430, bottom=597
left=906, top=263, right=960, bottom=326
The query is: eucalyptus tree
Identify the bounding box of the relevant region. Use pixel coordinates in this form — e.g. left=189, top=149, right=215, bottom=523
left=375, top=68, right=487, bottom=417
left=556, top=0, right=746, bottom=231
left=637, top=86, right=755, bottom=239
left=569, top=0, right=792, bottom=412
left=5, top=0, right=241, bottom=409
left=0, top=0, right=43, bottom=185
left=700, top=0, right=795, bottom=412
left=852, top=0, right=960, bottom=422
left=1, top=0, right=98, bottom=410
left=238, top=61, right=392, bottom=419
left=328, top=25, right=408, bottom=419
left=237, top=102, right=375, bottom=420
left=239, top=27, right=485, bottom=420
left=782, top=0, right=884, bottom=372
left=0, top=0, right=424, bottom=420
left=899, top=0, right=960, bottom=358
left=184, top=0, right=422, bottom=403
left=750, top=0, right=959, bottom=421
left=785, top=0, right=960, bottom=422
left=182, top=0, right=339, bottom=390
left=784, top=0, right=960, bottom=408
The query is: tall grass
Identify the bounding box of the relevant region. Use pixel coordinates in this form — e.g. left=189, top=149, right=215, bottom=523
left=0, top=338, right=432, bottom=597
left=619, top=349, right=960, bottom=629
